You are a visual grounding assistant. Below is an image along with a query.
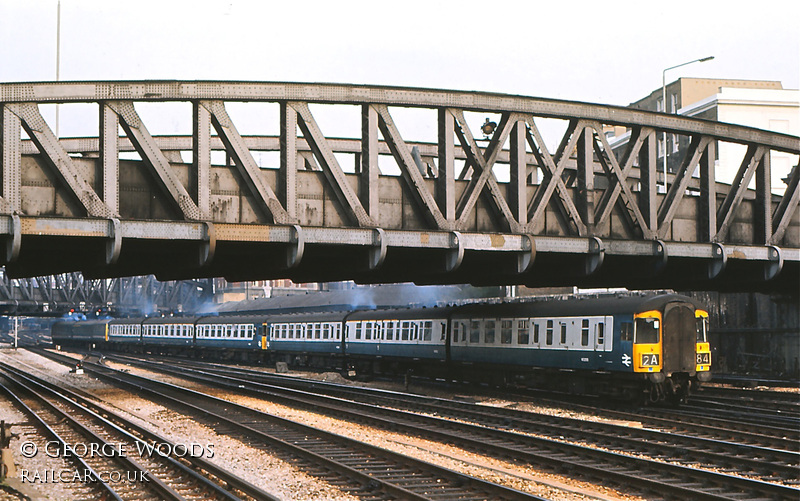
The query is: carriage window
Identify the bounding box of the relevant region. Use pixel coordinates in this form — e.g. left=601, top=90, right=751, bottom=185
left=401, top=322, right=411, bottom=341
left=696, top=316, right=708, bottom=343
left=354, top=322, right=362, bottom=340
left=364, top=322, right=372, bottom=340
left=451, top=322, right=460, bottom=343
left=459, top=321, right=468, bottom=342
left=621, top=322, right=633, bottom=341
left=546, top=320, right=553, bottom=345
left=560, top=323, right=567, bottom=344
left=597, top=323, right=605, bottom=345
left=469, top=320, right=481, bottom=344
left=533, top=323, right=540, bottom=344
left=517, top=320, right=529, bottom=345
left=484, top=320, right=496, bottom=344
left=634, top=317, right=660, bottom=344
left=422, top=321, right=433, bottom=341
left=581, top=319, right=590, bottom=346
left=500, top=320, right=513, bottom=344
left=384, top=322, right=394, bottom=341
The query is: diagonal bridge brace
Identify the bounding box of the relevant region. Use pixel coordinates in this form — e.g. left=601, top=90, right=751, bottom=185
left=714, top=144, right=769, bottom=242
left=199, top=100, right=293, bottom=225
left=107, top=101, right=201, bottom=221
left=6, top=103, right=114, bottom=218
left=451, top=110, right=525, bottom=233
left=373, top=104, right=448, bottom=229
left=592, top=124, right=655, bottom=239
left=525, top=118, right=587, bottom=236
left=657, top=135, right=713, bottom=239
left=290, top=102, right=375, bottom=228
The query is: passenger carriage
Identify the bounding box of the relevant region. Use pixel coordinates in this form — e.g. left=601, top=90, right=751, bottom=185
left=107, top=317, right=143, bottom=350
left=344, top=307, right=451, bottom=363
left=140, top=316, right=197, bottom=350
left=266, top=311, right=347, bottom=367
left=449, top=294, right=710, bottom=402
left=194, top=315, right=263, bottom=352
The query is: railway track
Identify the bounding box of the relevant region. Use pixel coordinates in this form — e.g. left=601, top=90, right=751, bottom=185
left=26, top=349, right=542, bottom=501
left=688, top=389, right=799, bottom=419
left=126, top=354, right=800, bottom=454
left=69, top=351, right=800, bottom=501
left=0, top=362, right=274, bottom=501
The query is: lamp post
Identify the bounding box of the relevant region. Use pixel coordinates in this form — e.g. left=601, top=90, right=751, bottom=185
left=661, top=56, right=714, bottom=191
left=55, top=0, right=61, bottom=137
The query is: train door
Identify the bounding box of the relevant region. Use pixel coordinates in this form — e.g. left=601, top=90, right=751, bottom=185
left=662, top=303, right=696, bottom=374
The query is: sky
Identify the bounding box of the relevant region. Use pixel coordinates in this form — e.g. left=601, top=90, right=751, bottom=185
left=0, top=0, right=798, bottom=146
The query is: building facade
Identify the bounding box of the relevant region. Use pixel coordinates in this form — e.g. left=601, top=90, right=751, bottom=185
left=624, top=78, right=798, bottom=191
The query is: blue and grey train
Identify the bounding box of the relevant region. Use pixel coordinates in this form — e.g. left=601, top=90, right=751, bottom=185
left=51, top=293, right=712, bottom=403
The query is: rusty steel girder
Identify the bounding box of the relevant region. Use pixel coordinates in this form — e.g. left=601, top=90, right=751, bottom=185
left=0, top=272, right=213, bottom=316
left=0, top=81, right=798, bottom=292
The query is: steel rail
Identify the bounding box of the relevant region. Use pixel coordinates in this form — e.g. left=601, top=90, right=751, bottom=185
left=0, top=361, right=278, bottom=501
left=118, top=354, right=800, bottom=495
left=0, top=367, right=185, bottom=500
left=159, top=358, right=800, bottom=481
left=34, top=350, right=543, bottom=501
left=0, top=381, right=123, bottom=501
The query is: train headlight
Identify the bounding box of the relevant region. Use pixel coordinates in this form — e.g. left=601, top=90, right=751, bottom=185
left=641, top=353, right=660, bottom=367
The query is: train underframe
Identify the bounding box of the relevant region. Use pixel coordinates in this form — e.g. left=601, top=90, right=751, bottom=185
left=53, top=341, right=707, bottom=404
left=277, top=350, right=707, bottom=405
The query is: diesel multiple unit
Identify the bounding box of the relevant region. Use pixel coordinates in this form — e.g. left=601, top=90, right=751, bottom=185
left=51, top=293, right=712, bottom=404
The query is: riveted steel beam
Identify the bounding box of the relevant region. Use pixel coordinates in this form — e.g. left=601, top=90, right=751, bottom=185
left=280, top=103, right=298, bottom=220
left=107, top=101, right=200, bottom=220
left=698, top=140, right=717, bottom=242
left=4, top=81, right=796, bottom=152
left=508, top=120, right=528, bottom=227
left=99, top=103, right=120, bottom=216
left=771, top=160, right=799, bottom=244
left=292, top=102, right=374, bottom=228
left=192, top=102, right=211, bottom=218
left=576, top=127, right=595, bottom=235
left=593, top=125, right=653, bottom=238
left=525, top=119, right=586, bottom=235
left=657, top=135, right=713, bottom=238
left=437, top=109, right=456, bottom=222
left=754, top=152, right=771, bottom=245
left=7, top=103, right=113, bottom=218
left=360, top=104, right=380, bottom=219
left=0, top=105, right=21, bottom=214
left=374, top=104, right=448, bottom=230
left=0, top=81, right=797, bottom=291
left=452, top=110, right=521, bottom=232
left=200, top=100, right=292, bottom=224
left=715, top=145, right=768, bottom=241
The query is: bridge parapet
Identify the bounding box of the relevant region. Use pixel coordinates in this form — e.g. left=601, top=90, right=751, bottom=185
left=1, top=81, right=798, bottom=292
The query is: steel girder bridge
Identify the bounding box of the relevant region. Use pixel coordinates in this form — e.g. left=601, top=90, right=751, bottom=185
left=0, top=81, right=798, bottom=294
left=0, top=273, right=213, bottom=316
